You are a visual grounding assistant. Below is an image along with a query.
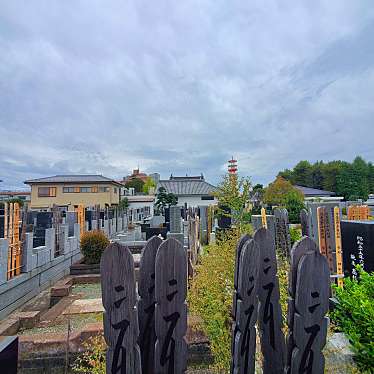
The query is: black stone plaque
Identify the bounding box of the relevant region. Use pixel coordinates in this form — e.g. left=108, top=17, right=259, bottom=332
left=341, top=220, right=374, bottom=277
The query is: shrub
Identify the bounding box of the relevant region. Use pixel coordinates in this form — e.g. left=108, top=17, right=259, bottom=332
left=72, top=335, right=106, bottom=374
left=80, top=230, right=110, bottom=265
left=289, top=227, right=302, bottom=246
left=331, top=266, right=374, bottom=372
left=188, top=226, right=253, bottom=371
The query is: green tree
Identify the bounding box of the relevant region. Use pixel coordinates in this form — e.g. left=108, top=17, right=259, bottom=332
left=263, top=176, right=304, bottom=207
left=142, top=176, right=156, bottom=194
left=118, top=197, right=129, bottom=211
left=285, top=190, right=305, bottom=224
left=124, top=178, right=145, bottom=193
left=213, top=174, right=251, bottom=230
left=155, top=187, right=178, bottom=213
left=292, top=160, right=313, bottom=186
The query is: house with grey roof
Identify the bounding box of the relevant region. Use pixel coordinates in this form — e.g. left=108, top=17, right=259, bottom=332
left=295, top=185, right=343, bottom=201
left=157, top=174, right=218, bottom=207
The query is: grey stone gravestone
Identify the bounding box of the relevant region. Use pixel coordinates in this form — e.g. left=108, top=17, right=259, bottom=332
left=300, top=209, right=309, bottom=237
left=274, top=209, right=291, bottom=256
left=170, top=206, right=182, bottom=233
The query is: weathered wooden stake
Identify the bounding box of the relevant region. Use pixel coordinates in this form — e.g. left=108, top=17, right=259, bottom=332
left=101, top=242, right=141, bottom=374
left=254, top=228, right=286, bottom=374
left=232, top=238, right=260, bottom=374
left=291, top=250, right=330, bottom=374
left=231, top=234, right=251, bottom=371
left=155, top=238, right=187, bottom=374
left=138, top=236, right=163, bottom=374
left=285, top=237, right=318, bottom=374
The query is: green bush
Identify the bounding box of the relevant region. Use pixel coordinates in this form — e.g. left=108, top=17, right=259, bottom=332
left=285, top=192, right=305, bottom=224
left=188, top=227, right=253, bottom=371
left=72, top=335, right=106, bottom=373
left=80, top=230, right=110, bottom=265
left=289, top=227, right=302, bottom=246
left=331, top=267, right=374, bottom=372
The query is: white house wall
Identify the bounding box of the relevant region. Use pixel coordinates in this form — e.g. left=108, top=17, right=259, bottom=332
left=175, top=195, right=218, bottom=207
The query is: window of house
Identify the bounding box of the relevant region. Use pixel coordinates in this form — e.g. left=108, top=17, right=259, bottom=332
left=63, top=187, right=75, bottom=193
left=201, top=195, right=214, bottom=200
left=99, top=187, right=109, bottom=192
left=38, top=187, right=56, bottom=197
left=80, top=187, right=92, bottom=193
left=114, top=187, right=117, bottom=194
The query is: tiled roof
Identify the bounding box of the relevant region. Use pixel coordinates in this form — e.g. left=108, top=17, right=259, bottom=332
left=25, top=175, right=122, bottom=186
left=157, top=178, right=217, bottom=196
left=295, top=185, right=335, bottom=196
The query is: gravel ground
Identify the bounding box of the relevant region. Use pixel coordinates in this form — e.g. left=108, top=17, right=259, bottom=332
left=18, top=313, right=103, bottom=335
left=71, top=283, right=102, bottom=299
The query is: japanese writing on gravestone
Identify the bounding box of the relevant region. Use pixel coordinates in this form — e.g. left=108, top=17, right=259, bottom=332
left=101, top=243, right=141, bottom=374
left=232, top=238, right=260, bottom=374
left=285, top=237, right=319, bottom=374
left=138, top=236, right=163, bottom=374
left=254, top=228, right=286, bottom=374
left=291, top=251, right=330, bottom=374
left=155, top=238, right=187, bottom=374
left=274, top=209, right=291, bottom=256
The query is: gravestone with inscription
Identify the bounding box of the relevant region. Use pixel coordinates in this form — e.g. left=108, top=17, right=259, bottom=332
left=341, top=220, right=374, bottom=277
left=101, top=242, right=141, bottom=374
left=274, top=209, right=291, bottom=256
left=155, top=238, right=187, bottom=374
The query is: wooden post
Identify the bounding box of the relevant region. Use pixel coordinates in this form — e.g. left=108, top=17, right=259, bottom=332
left=100, top=242, right=142, bottom=374
left=317, top=207, right=327, bottom=257
left=231, top=234, right=251, bottom=370
left=4, top=202, right=8, bottom=240
left=232, top=238, right=260, bottom=374
left=254, top=228, right=286, bottom=374
left=334, top=207, right=344, bottom=288
left=261, top=208, right=267, bottom=229
left=138, top=236, right=163, bottom=374
left=291, top=251, right=330, bottom=374
left=155, top=238, right=187, bottom=374
left=285, top=237, right=318, bottom=374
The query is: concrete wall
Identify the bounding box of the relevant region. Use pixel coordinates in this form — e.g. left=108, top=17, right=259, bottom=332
left=0, top=224, right=82, bottom=319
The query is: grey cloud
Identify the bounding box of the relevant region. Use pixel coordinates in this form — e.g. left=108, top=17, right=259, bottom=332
left=1, top=1, right=374, bottom=189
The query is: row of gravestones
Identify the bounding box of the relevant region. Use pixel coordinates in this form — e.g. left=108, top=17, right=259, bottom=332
left=252, top=209, right=291, bottom=256
left=101, top=236, right=187, bottom=374
left=301, top=203, right=374, bottom=278
left=232, top=228, right=330, bottom=374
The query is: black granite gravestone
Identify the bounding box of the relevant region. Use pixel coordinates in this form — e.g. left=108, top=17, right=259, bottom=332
left=0, top=336, right=18, bottom=374
left=341, top=220, right=374, bottom=277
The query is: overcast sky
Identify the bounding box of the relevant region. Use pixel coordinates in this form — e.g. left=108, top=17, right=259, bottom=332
left=1, top=1, right=374, bottom=189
